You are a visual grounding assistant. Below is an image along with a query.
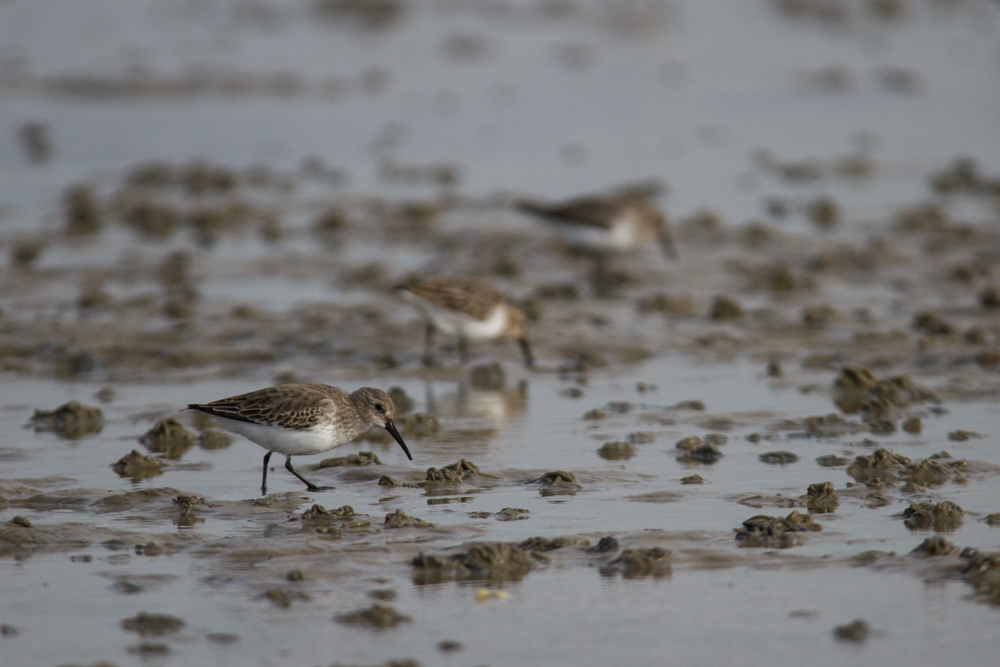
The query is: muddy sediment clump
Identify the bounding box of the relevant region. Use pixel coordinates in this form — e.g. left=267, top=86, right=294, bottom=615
left=600, top=547, right=672, bottom=578
left=139, top=418, right=195, bottom=459
left=831, top=366, right=938, bottom=433
left=735, top=511, right=822, bottom=548
left=111, top=449, right=167, bottom=482
left=806, top=481, right=839, bottom=513
left=675, top=436, right=723, bottom=464
left=384, top=509, right=433, bottom=528
left=334, top=603, right=411, bottom=629
left=910, top=535, right=961, bottom=557
left=901, top=501, right=964, bottom=532
left=962, top=551, right=1000, bottom=605
left=319, top=451, right=382, bottom=468
left=597, top=441, right=637, bottom=460
left=30, top=400, right=104, bottom=439
left=426, top=458, right=480, bottom=483
left=530, top=470, right=582, bottom=496
left=411, top=542, right=543, bottom=585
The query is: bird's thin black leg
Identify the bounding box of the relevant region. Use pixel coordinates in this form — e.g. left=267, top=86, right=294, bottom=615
left=285, top=456, right=331, bottom=492
left=458, top=335, right=469, bottom=365
left=422, top=323, right=436, bottom=366
left=261, top=451, right=272, bottom=496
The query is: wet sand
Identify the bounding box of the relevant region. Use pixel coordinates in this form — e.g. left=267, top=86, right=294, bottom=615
left=2, top=1, right=1000, bottom=666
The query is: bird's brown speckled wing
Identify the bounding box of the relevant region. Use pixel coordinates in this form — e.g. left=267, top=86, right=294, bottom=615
left=402, top=277, right=504, bottom=320
left=189, top=383, right=344, bottom=431
left=516, top=196, right=625, bottom=229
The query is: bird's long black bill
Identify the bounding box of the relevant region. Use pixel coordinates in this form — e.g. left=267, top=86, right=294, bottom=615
left=518, top=337, right=535, bottom=369
left=385, top=420, right=413, bottom=461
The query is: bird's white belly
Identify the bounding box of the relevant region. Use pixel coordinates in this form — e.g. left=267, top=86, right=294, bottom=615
left=212, top=418, right=339, bottom=457
left=424, top=303, right=508, bottom=341
left=552, top=218, right=638, bottom=251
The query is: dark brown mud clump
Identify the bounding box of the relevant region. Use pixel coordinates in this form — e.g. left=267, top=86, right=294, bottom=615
left=806, top=481, right=839, bottom=513
left=735, top=511, right=822, bottom=548
left=31, top=401, right=104, bottom=439
left=831, top=367, right=937, bottom=433
left=600, top=547, right=672, bottom=578
left=846, top=448, right=911, bottom=486
left=411, top=542, right=542, bottom=584
left=319, top=451, right=382, bottom=468
left=910, top=536, right=960, bottom=557
left=675, top=436, right=723, bottom=464
left=112, top=449, right=167, bottom=482
left=334, top=604, right=412, bottom=629
left=426, top=458, right=480, bottom=483
left=759, top=451, right=799, bottom=464
left=384, top=509, right=433, bottom=528
left=961, top=552, right=1000, bottom=605
left=598, top=441, right=637, bottom=460
left=531, top=470, right=582, bottom=496
left=121, top=612, right=185, bottom=637
left=518, top=536, right=587, bottom=551
left=139, top=418, right=195, bottom=459
left=833, top=619, right=870, bottom=642
left=901, top=501, right=963, bottom=532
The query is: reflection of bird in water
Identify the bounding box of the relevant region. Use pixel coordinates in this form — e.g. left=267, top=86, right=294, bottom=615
left=187, top=384, right=412, bottom=495
left=425, top=379, right=529, bottom=424
left=395, top=276, right=534, bottom=368
left=515, top=193, right=676, bottom=261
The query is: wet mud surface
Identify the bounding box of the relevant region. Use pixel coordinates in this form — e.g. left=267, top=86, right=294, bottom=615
left=2, top=1, right=1000, bottom=666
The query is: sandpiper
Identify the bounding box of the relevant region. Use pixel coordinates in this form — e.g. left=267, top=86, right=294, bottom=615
left=395, top=276, right=534, bottom=368
left=515, top=193, right=676, bottom=260
left=187, top=383, right=412, bottom=495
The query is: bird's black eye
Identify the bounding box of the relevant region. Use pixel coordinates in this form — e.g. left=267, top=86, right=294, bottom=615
left=374, top=403, right=385, bottom=413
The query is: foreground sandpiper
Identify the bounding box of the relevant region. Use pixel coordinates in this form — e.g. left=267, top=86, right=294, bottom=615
left=187, top=383, right=412, bottom=495
left=395, top=276, right=534, bottom=368
left=515, top=193, right=676, bottom=260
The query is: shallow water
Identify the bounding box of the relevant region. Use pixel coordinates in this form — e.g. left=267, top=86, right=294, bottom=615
left=3, top=1, right=1000, bottom=666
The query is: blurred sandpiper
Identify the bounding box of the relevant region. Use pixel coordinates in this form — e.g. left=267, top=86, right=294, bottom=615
left=395, top=276, right=534, bottom=368
left=515, top=193, right=676, bottom=260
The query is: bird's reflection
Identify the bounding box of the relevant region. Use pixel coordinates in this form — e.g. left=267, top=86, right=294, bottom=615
left=424, top=378, right=528, bottom=424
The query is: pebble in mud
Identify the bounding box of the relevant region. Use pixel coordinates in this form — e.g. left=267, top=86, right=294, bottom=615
left=494, top=507, right=530, bottom=522
left=681, top=474, right=704, bottom=485
left=806, top=481, right=839, bottom=513
left=901, top=501, right=964, bottom=532
left=411, top=542, right=542, bottom=585
left=111, top=449, right=166, bottom=482
left=910, top=535, right=960, bottom=557
left=262, top=588, right=310, bottom=608
left=30, top=400, right=104, bottom=439
left=139, top=418, right=195, bottom=459
left=384, top=509, right=433, bottom=529
left=600, top=547, right=672, bottom=579
left=735, top=511, right=822, bottom=549
left=531, top=470, right=582, bottom=496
